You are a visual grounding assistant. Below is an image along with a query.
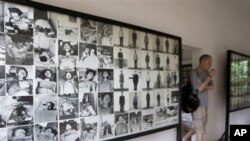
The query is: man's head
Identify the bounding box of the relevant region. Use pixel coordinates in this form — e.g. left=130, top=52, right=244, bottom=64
left=199, top=54, right=212, bottom=71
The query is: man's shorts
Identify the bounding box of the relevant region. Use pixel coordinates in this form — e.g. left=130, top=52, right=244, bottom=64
left=191, top=106, right=208, bottom=134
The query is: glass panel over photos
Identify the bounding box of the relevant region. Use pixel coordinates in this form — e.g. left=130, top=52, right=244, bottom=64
left=229, top=51, right=250, bottom=112
left=0, top=1, right=181, bottom=141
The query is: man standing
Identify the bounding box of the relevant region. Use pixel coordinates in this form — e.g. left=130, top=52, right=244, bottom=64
left=145, top=52, right=150, bottom=69
left=157, top=93, right=160, bottom=106
left=119, top=92, right=125, bottom=112
left=132, top=30, right=137, bottom=48
left=119, top=27, right=124, bottom=46
left=133, top=71, right=139, bottom=91
left=118, top=49, right=123, bottom=68
left=133, top=92, right=138, bottom=109
left=156, top=36, right=160, bottom=52
left=144, top=33, right=149, bottom=50
left=146, top=71, right=150, bottom=89
left=165, top=38, right=169, bottom=53
left=133, top=50, right=138, bottom=69
left=183, top=54, right=215, bottom=141
left=156, top=54, right=161, bottom=70
left=119, top=70, right=124, bottom=90
left=146, top=91, right=150, bottom=109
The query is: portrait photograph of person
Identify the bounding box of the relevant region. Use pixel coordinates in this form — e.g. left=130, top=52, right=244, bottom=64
left=153, top=52, right=164, bottom=71
left=98, top=92, right=113, bottom=115
left=99, top=114, right=114, bottom=139
left=166, top=105, right=178, bottom=118
left=113, top=69, right=129, bottom=91
left=113, top=47, right=130, bottom=69
left=0, top=128, right=7, bottom=141
left=141, top=109, right=154, bottom=130
left=154, top=89, right=164, bottom=107
left=141, top=32, right=154, bottom=51
left=0, top=65, right=5, bottom=96
left=128, top=29, right=144, bottom=49
left=128, top=70, right=142, bottom=92
left=163, top=37, right=170, bottom=53
left=165, top=71, right=179, bottom=88
left=58, top=95, right=79, bottom=120
left=0, top=2, right=4, bottom=32
left=6, top=34, right=33, bottom=65
left=35, top=67, right=57, bottom=95
left=8, top=125, right=34, bottom=141
left=170, top=90, right=179, bottom=104
left=0, top=97, right=6, bottom=128
left=152, top=35, right=163, bottom=53
left=128, top=49, right=141, bottom=69
left=150, top=70, right=164, bottom=89
left=58, top=40, right=78, bottom=70
left=129, top=111, right=142, bottom=133
left=97, top=45, right=113, bottom=68
left=79, top=43, right=99, bottom=69
left=6, top=96, right=33, bottom=126
left=34, top=37, right=57, bottom=66
left=154, top=107, right=167, bottom=124
left=114, top=113, right=128, bottom=136
left=141, top=91, right=153, bottom=110
left=58, top=70, right=78, bottom=96
left=58, top=14, right=80, bottom=41
left=80, top=116, right=98, bottom=141
left=6, top=66, right=33, bottom=96
left=80, top=19, right=97, bottom=43
left=140, top=50, right=153, bottom=70
left=35, top=94, right=57, bottom=123
left=113, top=92, right=129, bottom=114
left=59, top=119, right=80, bottom=141
left=129, top=92, right=142, bottom=111
left=98, top=69, right=113, bottom=93
left=78, top=68, right=97, bottom=94
left=34, top=9, right=57, bottom=38
left=35, top=122, right=58, bottom=141
left=79, top=93, right=97, bottom=117
left=98, top=23, right=112, bottom=46
left=141, top=70, right=152, bottom=91
left=0, top=33, right=5, bottom=65
left=4, top=3, right=33, bottom=35
left=112, top=26, right=129, bottom=47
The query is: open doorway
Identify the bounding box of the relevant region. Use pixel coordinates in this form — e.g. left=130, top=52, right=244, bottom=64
left=181, top=45, right=201, bottom=141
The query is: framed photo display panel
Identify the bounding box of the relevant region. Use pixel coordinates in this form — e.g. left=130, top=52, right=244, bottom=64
left=0, top=0, right=182, bottom=141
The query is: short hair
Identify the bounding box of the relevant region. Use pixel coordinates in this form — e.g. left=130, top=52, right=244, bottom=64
left=44, top=127, right=58, bottom=136
left=8, top=8, right=23, bottom=16
left=199, top=54, right=211, bottom=63
left=17, top=67, right=28, bottom=79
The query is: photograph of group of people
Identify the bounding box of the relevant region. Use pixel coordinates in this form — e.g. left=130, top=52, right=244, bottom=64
left=0, top=1, right=180, bottom=141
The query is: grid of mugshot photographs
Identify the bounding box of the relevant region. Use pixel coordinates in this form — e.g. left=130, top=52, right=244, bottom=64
left=0, top=2, right=180, bottom=141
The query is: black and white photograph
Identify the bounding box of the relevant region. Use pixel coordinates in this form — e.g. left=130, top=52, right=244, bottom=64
left=59, top=119, right=80, bottom=141
left=113, top=92, right=129, bottom=113
left=8, top=125, right=34, bottom=141
left=98, top=92, right=113, bottom=115
left=141, top=91, right=154, bottom=110
left=128, top=49, right=141, bottom=69
left=59, top=70, right=78, bottom=95
left=35, top=94, right=57, bottom=123
left=100, top=115, right=114, bottom=139
left=113, top=47, right=130, bottom=69
left=0, top=65, right=5, bottom=96
left=98, top=23, right=113, bottom=46
left=80, top=116, right=98, bottom=141
left=98, top=69, right=114, bottom=92
left=154, top=89, right=164, bottom=107
left=163, top=55, right=171, bottom=71
left=114, top=113, right=128, bottom=136
left=129, top=111, right=142, bottom=133
left=152, top=35, right=163, bottom=53
left=79, top=93, right=97, bottom=117
left=164, top=89, right=171, bottom=106
left=164, top=71, right=179, bottom=88
left=141, top=32, right=154, bottom=51
left=170, top=90, right=179, bottom=104
left=150, top=70, right=164, bottom=89
left=141, top=110, right=154, bottom=130
left=127, top=70, right=142, bottom=91
left=58, top=14, right=80, bottom=41
left=6, top=34, right=33, bottom=65
left=7, top=96, right=33, bottom=126
left=0, top=33, right=5, bottom=65
left=58, top=40, right=78, bottom=70
left=141, top=71, right=152, bottom=91
left=166, top=105, right=178, bottom=118
left=154, top=107, right=167, bottom=123
left=58, top=95, right=79, bottom=120
left=78, top=68, right=97, bottom=94
left=80, top=19, right=97, bottom=43
left=166, top=38, right=176, bottom=54
left=0, top=128, right=7, bottom=141
left=153, top=52, right=164, bottom=70
left=163, top=37, right=170, bottom=53
left=0, top=97, right=6, bottom=128
left=0, top=2, right=4, bottom=32
left=97, top=45, right=113, bottom=68
left=79, top=43, right=99, bottom=69
left=113, top=69, right=129, bottom=91
left=112, top=26, right=129, bottom=47
left=34, top=9, right=57, bottom=38
left=128, top=29, right=144, bottom=49
left=35, top=122, right=58, bottom=141
left=141, top=50, right=153, bottom=70
left=35, top=67, right=57, bottom=95
left=5, top=3, right=33, bottom=35
left=34, top=36, right=57, bottom=66
left=129, top=92, right=142, bottom=111
left=6, top=66, right=33, bottom=96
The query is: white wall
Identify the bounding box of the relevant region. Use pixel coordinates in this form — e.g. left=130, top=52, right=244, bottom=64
left=30, top=0, right=250, bottom=140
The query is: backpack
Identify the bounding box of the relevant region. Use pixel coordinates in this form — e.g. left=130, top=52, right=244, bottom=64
left=182, top=70, right=200, bottom=113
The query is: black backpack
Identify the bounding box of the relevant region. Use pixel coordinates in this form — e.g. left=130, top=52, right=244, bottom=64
left=182, top=71, right=200, bottom=113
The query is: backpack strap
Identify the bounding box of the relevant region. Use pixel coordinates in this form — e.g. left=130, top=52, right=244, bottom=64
left=193, top=69, right=200, bottom=95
